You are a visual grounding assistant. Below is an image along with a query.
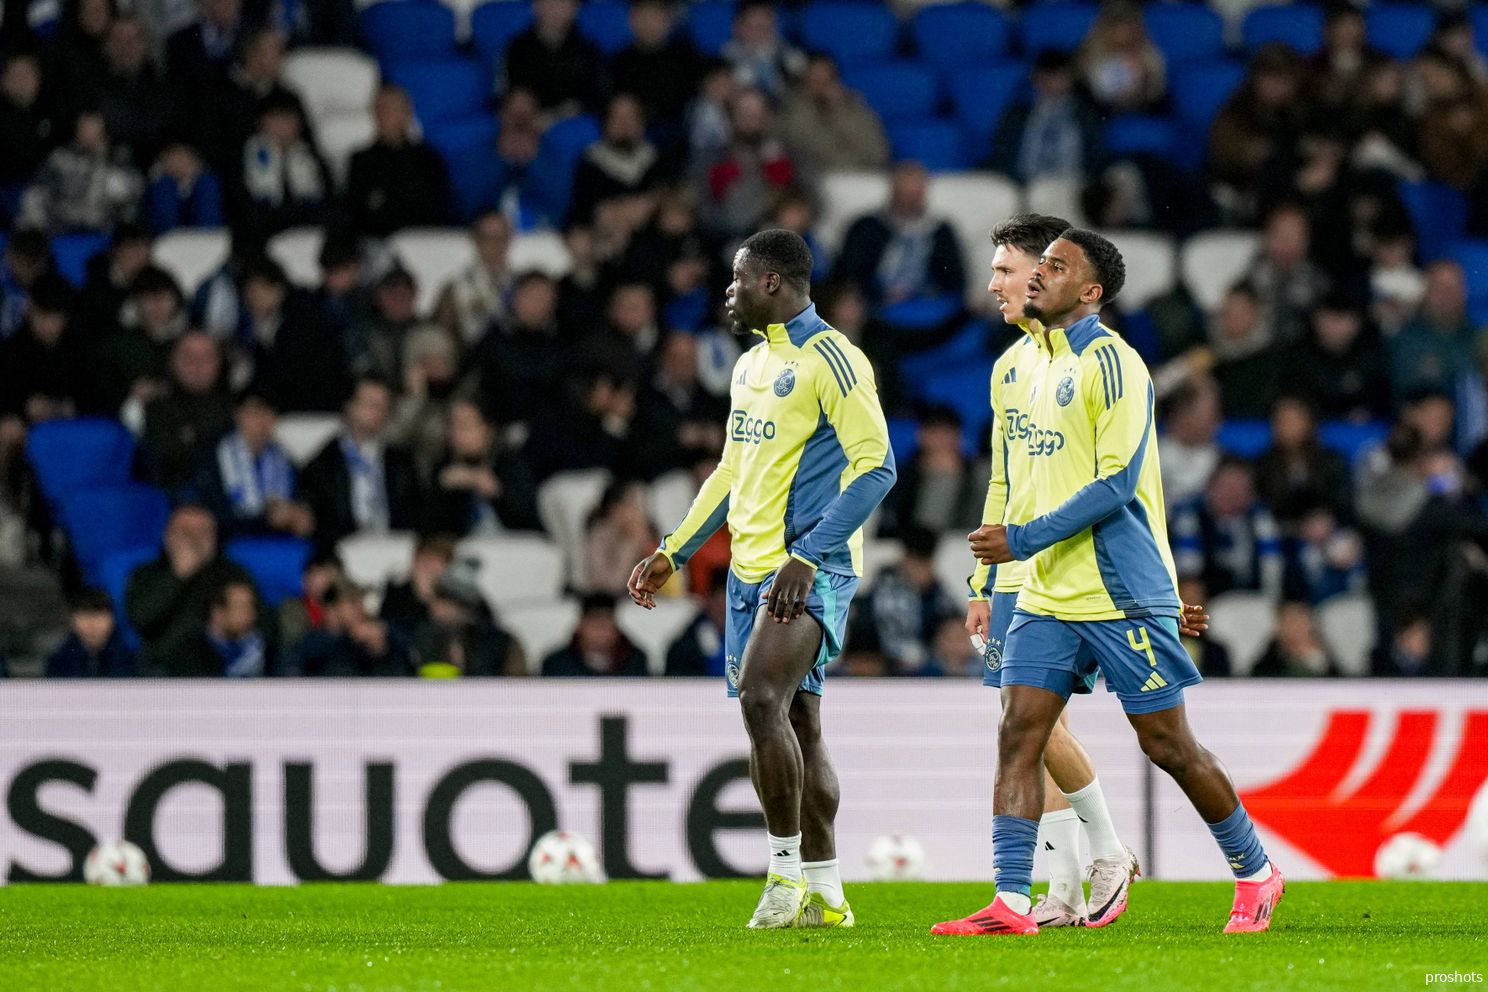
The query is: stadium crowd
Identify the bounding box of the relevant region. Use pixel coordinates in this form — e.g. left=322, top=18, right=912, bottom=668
left=0, top=0, right=1486, bottom=680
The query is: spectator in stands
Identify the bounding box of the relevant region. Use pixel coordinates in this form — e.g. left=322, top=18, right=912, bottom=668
left=193, top=386, right=312, bottom=539
left=721, top=0, right=803, bottom=100
left=232, top=255, right=351, bottom=413
left=1251, top=600, right=1341, bottom=678
left=686, top=60, right=736, bottom=165
left=45, top=587, right=136, bottom=677
left=0, top=277, right=84, bottom=429
left=432, top=210, right=512, bottom=347
left=1177, top=576, right=1232, bottom=677
left=1208, top=282, right=1279, bottom=419
left=524, top=363, right=640, bottom=482
left=87, top=265, right=186, bottom=415
left=1244, top=202, right=1329, bottom=346
left=884, top=406, right=981, bottom=537
left=0, top=229, right=53, bottom=340
left=582, top=480, right=658, bottom=596
left=502, top=0, right=600, bottom=115
left=1372, top=606, right=1434, bottom=677
left=700, top=87, right=800, bottom=240
left=167, top=0, right=250, bottom=88
left=610, top=0, right=702, bottom=136
left=1283, top=502, right=1366, bottom=605
left=1209, top=45, right=1305, bottom=219
left=1281, top=294, right=1390, bottom=421
left=0, top=52, right=57, bottom=213
left=145, top=141, right=224, bottom=233
left=541, top=592, right=648, bottom=677
left=412, top=563, right=526, bottom=678
left=765, top=187, right=829, bottom=284
left=77, top=221, right=151, bottom=334
left=287, top=578, right=414, bottom=676
left=125, top=503, right=263, bottom=675
left=1158, top=378, right=1222, bottom=508
left=569, top=94, right=663, bottom=227
left=277, top=547, right=341, bottom=648
left=1308, top=4, right=1385, bottom=114
left=629, top=332, right=727, bottom=479
left=490, top=87, right=544, bottom=207
left=602, top=280, right=662, bottom=358
left=1256, top=395, right=1350, bottom=524
left=557, top=223, right=609, bottom=332
left=1348, top=61, right=1419, bottom=183
left=422, top=398, right=539, bottom=535
left=389, top=325, right=462, bottom=475
left=1390, top=259, right=1475, bottom=403
left=1431, top=13, right=1488, bottom=87
left=851, top=527, right=960, bottom=676
left=1419, top=80, right=1488, bottom=193
left=345, top=83, right=452, bottom=239
left=297, top=375, right=422, bottom=547
left=194, top=22, right=306, bottom=177
left=1368, top=227, right=1425, bottom=335
left=781, top=54, right=889, bottom=173
left=94, top=13, right=174, bottom=171
left=137, top=330, right=231, bottom=493
left=832, top=162, right=964, bottom=309
left=18, top=107, right=142, bottom=234
left=236, top=90, right=332, bottom=241
left=176, top=576, right=267, bottom=676
left=1076, top=1, right=1166, bottom=113
left=348, top=266, right=424, bottom=384
left=988, top=49, right=1100, bottom=184
left=468, top=270, right=566, bottom=429
left=379, top=533, right=455, bottom=643
left=51, top=0, right=114, bottom=104
left=1172, top=455, right=1285, bottom=599
left=928, top=616, right=980, bottom=678
left=621, top=188, right=718, bottom=323
left=665, top=570, right=727, bottom=678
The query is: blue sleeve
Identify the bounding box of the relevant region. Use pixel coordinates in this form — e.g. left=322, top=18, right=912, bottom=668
left=1004, top=465, right=1140, bottom=559
left=791, top=454, right=897, bottom=568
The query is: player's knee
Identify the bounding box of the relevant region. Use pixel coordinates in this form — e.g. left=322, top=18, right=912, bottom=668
left=997, top=709, right=1044, bottom=766
left=736, top=682, right=787, bottom=727
left=1138, top=726, right=1195, bottom=776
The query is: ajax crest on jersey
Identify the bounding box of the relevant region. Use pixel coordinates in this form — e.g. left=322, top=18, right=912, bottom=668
left=773, top=367, right=796, bottom=397
left=1056, top=376, right=1076, bottom=406
left=984, top=642, right=1002, bottom=673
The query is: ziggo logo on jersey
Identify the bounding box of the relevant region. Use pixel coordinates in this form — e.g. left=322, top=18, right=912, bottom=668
left=1004, top=407, right=1065, bottom=456
left=731, top=410, right=777, bottom=444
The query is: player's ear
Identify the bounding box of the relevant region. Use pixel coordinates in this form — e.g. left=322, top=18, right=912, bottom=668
left=1081, top=282, right=1104, bottom=305
left=765, top=271, right=781, bottom=295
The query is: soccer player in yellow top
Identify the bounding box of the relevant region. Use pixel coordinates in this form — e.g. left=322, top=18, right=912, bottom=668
left=627, top=230, right=894, bottom=930
left=934, top=229, right=1284, bottom=937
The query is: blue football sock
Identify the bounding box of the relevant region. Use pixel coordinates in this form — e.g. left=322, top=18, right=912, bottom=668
left=992, top=814, right=1039, bottom=896
left=1206, top=803, right=1269, bottom=880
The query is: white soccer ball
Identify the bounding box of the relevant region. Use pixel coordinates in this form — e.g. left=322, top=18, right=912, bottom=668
left=1468, top=780, right=1488, bottom=866
left=1374, top=832, right=1442, bottom=879
left=83, top=840, right=150, bottom=886
left=527, top=830, right=603, bottom=884
left=866, top=833, right=927, bottom=881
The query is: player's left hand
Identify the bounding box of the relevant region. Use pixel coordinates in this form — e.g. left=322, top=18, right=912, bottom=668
left=968, top=524, right=1014, bottom=565
left=1179, top=602, right=1209, bottom=637
left=765, top=557, right=815, bottom=623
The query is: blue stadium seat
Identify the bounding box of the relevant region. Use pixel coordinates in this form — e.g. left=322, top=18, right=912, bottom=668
left=60, top=484, right=170, bottom=581
left=1020, top=2, right=1098, bottom=56
left=1242, top=4, right=1323, bottom=55
left=1318, top=420, right=1389, bottom=465
left=471, top=0, right=534, bottom=63
left=359, top=0, right=458, bottom=64
left=26, top=418, right=135, bottom=510
left=842, top=62, right=939, bottom=125
left=578, top=1, right=633, bottom=54
left=910, top=3, right=1012, bottom=72
left=1476, top=6, right=1488, bottom=61
left=1366, top=4, right=1436, bottom=61
left=886, top=416, right=918, bottom=470
left=51, top=232, right=109, bottom=287
left=1216, top=419, right=1271, bottom=459
left=799, top=2, right=899, bottom=67
left=686, top=0, right=735, bottom=57
left=424, top=115, right=502, bottom=221
left=1104, top=114, right=1178, bottom=159
left=1171, top=60, right=1245, bottom=132
left=226, top=537, right=311, bottom=608
left=1398, top=180, right=1468, bottom=263
left=898, top=318, right=991, bottom=382
left=1447, top=239, right=1488, bottom=325
left=887, top=120, right=968, bottom=171
left=948, top=62, right=1027, bottom=157
left=524, top=113, right=601, bottom=226
left=384, top=59, right=490, bottom=126
left=97, top=545, right=157, bottom=648
left=1144, top=4, right=1224, bottom=67
left=915, top=360, right=996, bottom=442
left=879, top=296, right=964, bottom=332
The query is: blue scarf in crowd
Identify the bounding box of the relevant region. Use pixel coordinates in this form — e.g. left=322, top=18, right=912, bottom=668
left=211, top=631, right=266, bottom=678
left=217, top=432, right=294, bottom=519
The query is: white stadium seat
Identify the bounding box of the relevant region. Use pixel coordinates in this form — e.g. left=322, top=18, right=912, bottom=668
left=617, top=596, right=699, bottom=674
left=1180, top=230, right=1258, bottom=312
left=647, top=470, right=698, bottom=541
left=932, top=533, right=976, bottom=602
left=456, top=534, right=566, bottom=610
left=507, top=230, right=573, bottom=278
left=388, top=228, right=476, bottom=315
left=817, top=170, right=890, bottom=255
left=283, top=47, right=379, bottom=120
left=1317, top=593, right=1376, bottom=676
left=860, top=538, right=904, bottom=588
left=274, top=413, right=342, bottom=467
left=1024, top=176, right=1086, bottom=228
left=267, top=227, right=326, bottom=287
left=337, top=532, right=418, bottom=589
left=316, top=112, right=376, bottom=188
left=926, top=172, right=1022, bottom=304
left=505, top=599, right=582, bottom=673
left=536, top=469, right=611, bottom=586
left=152, top=229, right=230, bottom=296
left=1097, top=230, right=1176, bottom=310
left=1206, top=590, right=1276, bottom=676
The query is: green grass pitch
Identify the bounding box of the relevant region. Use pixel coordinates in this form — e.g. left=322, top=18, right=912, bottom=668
left=1, top=880, right=1484, bottom=992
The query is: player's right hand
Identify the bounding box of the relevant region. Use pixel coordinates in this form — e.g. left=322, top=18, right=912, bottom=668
left=965, top=600, right=990, bottom=639
left=626, top=553, right=674, bottom=610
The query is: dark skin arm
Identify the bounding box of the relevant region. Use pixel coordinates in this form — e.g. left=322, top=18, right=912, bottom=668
left=764, top=557, right=815, bottom=623
left=626, top=553, right=674, bottom=610
left=968, top=524, right=1210, bottom=637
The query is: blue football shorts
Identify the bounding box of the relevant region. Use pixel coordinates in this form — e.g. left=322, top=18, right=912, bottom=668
left=723, top=566, right=858, bottom=698
left=981, top=592, right=1098, bottom=694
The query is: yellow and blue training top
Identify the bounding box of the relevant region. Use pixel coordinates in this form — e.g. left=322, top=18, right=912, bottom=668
left=657, top=303, right=895, bottom=583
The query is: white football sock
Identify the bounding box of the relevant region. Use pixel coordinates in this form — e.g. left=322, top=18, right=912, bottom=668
left=1062, top=778, right=1126, bottom=861
left=996, top=891, right=1032, bottom=915
left=803, top=858, right=845, bottom=906
left=767, top=832, right=803, bottom=882
left=1239, top=861, right=1273, bottom=883
left=1039, top=809, right=1086, bottom=910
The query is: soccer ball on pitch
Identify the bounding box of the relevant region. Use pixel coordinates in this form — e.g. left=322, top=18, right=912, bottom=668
left=1373, top=832, right=1442, bottom=879
left=527, top=830, right=604, bottom=884
left=866, top=834, right=927, bottom=881
left=83, top=840, right=150, bottom=886
left=1468, top=780, right=1488, bottom=865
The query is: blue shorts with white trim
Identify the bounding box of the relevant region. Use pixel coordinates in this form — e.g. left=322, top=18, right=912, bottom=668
left=723, top=567, right=858, bottom=697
